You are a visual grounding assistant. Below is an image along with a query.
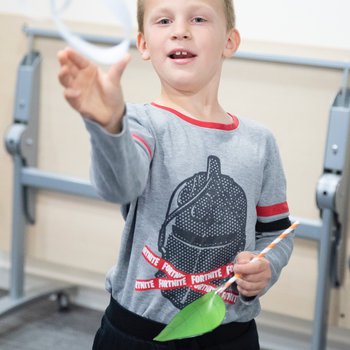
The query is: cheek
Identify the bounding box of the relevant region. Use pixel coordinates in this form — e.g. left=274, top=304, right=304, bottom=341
left=202, top=46, right=224, bottom=65
left=200, top=33, right=226, bottom=54
left=146, top=38, right=166, bottom=58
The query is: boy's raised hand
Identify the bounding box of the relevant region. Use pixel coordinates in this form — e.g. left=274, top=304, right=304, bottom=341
left=57, top=47, right=130, bottom=133
left=233, top=252, right=272, bottom=298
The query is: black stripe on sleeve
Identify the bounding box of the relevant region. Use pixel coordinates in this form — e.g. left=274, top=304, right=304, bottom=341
left=255, top=217, right=291, bottom=233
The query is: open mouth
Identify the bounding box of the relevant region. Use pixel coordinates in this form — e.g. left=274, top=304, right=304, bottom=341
left=169, top=50, right=196, bottom=59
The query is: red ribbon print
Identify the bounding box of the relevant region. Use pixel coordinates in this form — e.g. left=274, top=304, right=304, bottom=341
left=135, top=246, right=238, bottom=304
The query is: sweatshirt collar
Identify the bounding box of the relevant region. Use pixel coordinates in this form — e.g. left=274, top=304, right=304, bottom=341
left=151, top=102, right=239, bottom=131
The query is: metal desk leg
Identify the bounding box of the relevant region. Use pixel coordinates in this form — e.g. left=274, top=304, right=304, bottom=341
left=311, top=208, right=335, bottom=350
left=1, top=51, right=77, bottom=317
left=10, top=154, right=27, bottom=299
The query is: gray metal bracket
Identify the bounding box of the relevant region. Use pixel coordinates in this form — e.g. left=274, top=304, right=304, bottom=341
left=5, top=51, right=41, bottom=224
left=318, top=88, right=350, bottom=287
left=312, top=88, right=350, bottom=350
left=2, top=50, right=77, bottom=316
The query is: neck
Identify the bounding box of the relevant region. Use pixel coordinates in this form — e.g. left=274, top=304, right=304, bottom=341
left=156, top=88, right=229, bottom=124
left=155, top=66, right=232, bottom=123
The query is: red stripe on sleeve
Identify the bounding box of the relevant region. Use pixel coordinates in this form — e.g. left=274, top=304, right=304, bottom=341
left=256, top=202, right=289, bottom=217
left=132, top=134, right=153, bottom=158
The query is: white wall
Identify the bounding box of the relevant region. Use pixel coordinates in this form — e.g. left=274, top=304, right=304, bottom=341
left=235, top=0, right=350, bottom=50
left=0, top=0, right=349, bottom=49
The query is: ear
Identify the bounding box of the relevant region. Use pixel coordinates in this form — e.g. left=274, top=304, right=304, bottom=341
left=137, top=32, right=151, bottom=61
left=223, top=29, right=241, bottom=58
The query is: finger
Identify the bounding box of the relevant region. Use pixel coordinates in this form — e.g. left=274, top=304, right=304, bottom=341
left=237, top=280, right=267, bottom=296
left=58, top=66, right=72, bottom=87
left=57, top=48, right=69, bottom=66
left=64, top=88, right=81, bottom=110
left=107, top=53, right=131, bottom=83
left=234, top=258, right=268, bottom=275
left=236, top=277, right=263, bottom=289
left=59, top=62, right=80, bottom=84
left=58, top=47, right=79, bottom=66
left=237, top=273, right=263, bottom=283
left=239, top=272, right=271, bottom=285
left=235, top=251, right=255, bottom=262
left=66, top=48, right=91, bottom=70
left=64, top=87, right=81, bottom=98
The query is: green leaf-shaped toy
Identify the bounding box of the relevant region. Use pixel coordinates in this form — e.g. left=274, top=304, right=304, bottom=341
left=154, top=222, right=299, bottom=342
left=154, top=291, right=226, bottom=342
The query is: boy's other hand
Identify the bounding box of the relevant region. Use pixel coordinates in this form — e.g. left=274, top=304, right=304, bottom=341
left=57, top=47, right=131, bottom=133
left=233, top=252, right=271, bottom=298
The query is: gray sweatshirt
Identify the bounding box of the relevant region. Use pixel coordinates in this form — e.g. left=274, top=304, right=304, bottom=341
left=84, top=102, right=293, bottom=324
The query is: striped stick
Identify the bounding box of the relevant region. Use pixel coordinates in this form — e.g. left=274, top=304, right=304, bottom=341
left=215, top=221, right=299, bottom=294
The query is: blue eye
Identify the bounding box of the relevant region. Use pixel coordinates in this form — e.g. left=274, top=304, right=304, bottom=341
left=192, top=17, right=206, bottom=23
left=157, top=18, right=171, bottom=25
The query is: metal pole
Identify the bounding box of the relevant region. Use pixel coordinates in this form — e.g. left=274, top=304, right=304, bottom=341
left=10, top=155, right=27, bottom=300
left=340, top=68, right=349, bottom=106
left=21, top=167, right=99, bottom=200
left=22, top=25, right=350, bottom=71
left=311, top=208, right=335, bottom=350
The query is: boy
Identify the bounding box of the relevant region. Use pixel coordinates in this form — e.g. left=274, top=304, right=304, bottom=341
left=58, top=0, right=293, bottom=349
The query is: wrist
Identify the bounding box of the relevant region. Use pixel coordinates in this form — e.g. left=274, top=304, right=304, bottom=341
left=103, top=105, right=126, bottom=134
left=239, top=294, right=258, bottom=305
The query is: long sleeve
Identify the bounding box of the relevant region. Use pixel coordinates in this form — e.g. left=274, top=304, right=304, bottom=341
left=253, top=134, right=294, bottom=295
left=83, top=105, right=155, bottom=204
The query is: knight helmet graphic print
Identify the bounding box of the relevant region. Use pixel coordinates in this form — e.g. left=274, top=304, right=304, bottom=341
left=155, top=155, right=247, bottom=309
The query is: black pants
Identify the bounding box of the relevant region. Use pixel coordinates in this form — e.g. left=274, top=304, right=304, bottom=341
left=92, top=297, right=260, bottom=350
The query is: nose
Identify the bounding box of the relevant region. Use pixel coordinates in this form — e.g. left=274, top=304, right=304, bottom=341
left=171, top=22, right=191, bottom=40
left=171, top=31, right=191, bottom=40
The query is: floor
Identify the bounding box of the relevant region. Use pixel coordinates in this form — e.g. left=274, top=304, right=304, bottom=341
left=0, top=289, right=349, bottom=350
left=0, top=290, right=102, bottom=350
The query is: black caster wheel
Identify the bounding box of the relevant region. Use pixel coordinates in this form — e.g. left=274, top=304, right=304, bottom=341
left=57, top=292, right=70, bottom=312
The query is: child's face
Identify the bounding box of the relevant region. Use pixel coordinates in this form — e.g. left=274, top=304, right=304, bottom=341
left=137, top=0, right=240, bottom=93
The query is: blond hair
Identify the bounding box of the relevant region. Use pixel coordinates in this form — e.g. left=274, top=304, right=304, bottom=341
left=137, top=0, right=236, bottom=33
